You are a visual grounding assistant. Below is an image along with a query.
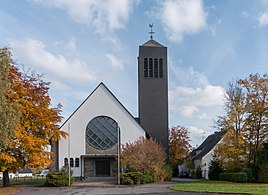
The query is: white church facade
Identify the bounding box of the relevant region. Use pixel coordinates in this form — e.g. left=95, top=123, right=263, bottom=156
left=54, top=35, right=169, bottom=180
left=57, top=83, right=146, bottom=178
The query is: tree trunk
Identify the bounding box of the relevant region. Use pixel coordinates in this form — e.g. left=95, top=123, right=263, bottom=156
left=3, top=170, right=11, bottom=187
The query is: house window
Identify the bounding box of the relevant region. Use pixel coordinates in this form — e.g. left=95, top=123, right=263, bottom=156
left=75, top=158, right=79, bottom=167
left=154, top=58, right=158, bottom=78
left=86, top=116, right=118, bottom=150
left=144, top=58, right=148, bottom=77
left=64, top=158, right=68, bottom=166
left=70, top=158, right=74, bottom=167
left=149, top=58, right=153, bottom=78
left=159, top=59, right=163, bottom=78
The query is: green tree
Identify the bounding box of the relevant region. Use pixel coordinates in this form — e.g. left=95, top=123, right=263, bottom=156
left=185, top=157, right=195, bottom=178
left=208, top=153, right=224, bottom=180
left=0, top=48, right=20, bottom=186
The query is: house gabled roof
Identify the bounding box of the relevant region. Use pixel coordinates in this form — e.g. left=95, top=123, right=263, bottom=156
left=192, top=130, right=226, bottom=160
left=18, top=168, right=32, bottom=173
left=60, top=82, right=145, bottom=134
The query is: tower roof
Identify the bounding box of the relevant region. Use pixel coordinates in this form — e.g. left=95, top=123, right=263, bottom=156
left=141, top=39, right=165, bottom=47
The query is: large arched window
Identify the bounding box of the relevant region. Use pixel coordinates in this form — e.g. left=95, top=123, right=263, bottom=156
left=86, top=116, right=118, bottom=150
left=159, top=59, right=163, bottom=78
left=149, top=58, right=153, bottom=78
left=144, top=58, right=148, bottom=78
left=154, top=58, right=158, bottom=78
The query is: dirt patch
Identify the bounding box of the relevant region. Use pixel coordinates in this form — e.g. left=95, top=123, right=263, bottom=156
left=0, top=186, right=18, bottom=195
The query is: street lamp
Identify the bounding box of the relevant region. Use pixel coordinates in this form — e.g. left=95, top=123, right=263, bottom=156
left=117, top=126, right=121, bottom=185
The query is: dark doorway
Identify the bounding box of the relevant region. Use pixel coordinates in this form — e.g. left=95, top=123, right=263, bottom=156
left=95, top=160, right=110, bottom=177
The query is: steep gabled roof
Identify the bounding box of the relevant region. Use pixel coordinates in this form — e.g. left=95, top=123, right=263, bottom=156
left=192, top=130, right=226, bottom=160
left=60, top=82, right=145, bottom=134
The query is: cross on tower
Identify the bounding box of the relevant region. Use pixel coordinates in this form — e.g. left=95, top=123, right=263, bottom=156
left=149, top=23, right=154, bottom=39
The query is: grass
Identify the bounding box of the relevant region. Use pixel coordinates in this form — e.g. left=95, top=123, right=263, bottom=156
left=170, top=180, right=268, bottom=195
left=0, top=177, right=46, bottom=186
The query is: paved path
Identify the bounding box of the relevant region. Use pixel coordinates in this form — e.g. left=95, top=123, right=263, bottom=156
left=15, top=178, right=221, bottom=195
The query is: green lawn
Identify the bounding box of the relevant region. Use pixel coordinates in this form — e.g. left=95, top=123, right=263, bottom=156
left=0, top=176, right=46, bottom=186
left=170, top=180, right=268, bottom=195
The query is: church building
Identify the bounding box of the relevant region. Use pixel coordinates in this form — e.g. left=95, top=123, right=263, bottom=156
left=55, top=32, right=169, bottom=180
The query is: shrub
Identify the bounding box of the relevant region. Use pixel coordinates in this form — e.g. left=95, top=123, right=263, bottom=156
left=141, top=173, right=154, bottom=184
left=163, top=164, right=173, bottom=181
left=121, top=137, right=166, bottom=174
left=46, top=172, right=74, bottom=187
left=120, top=172, right=143, bottom=185
left=195, top=166, right=202, bottom=179
left=120, top=173, right=134, bottom=185
left=258, top=163, right=268, bottom=183
left=219, top=172, right=247, bottom=183
left=208, top=155, right=224, bottom=180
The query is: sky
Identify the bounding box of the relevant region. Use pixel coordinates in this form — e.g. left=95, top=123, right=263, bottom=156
left=1, top=0, right=267, bottom=147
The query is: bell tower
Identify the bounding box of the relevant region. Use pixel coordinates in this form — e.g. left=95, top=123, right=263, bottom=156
left=138, top=25, right=168, bottom=152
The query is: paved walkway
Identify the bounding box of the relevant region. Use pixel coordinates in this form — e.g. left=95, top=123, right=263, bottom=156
left=16, top=178, right=219, bottom=195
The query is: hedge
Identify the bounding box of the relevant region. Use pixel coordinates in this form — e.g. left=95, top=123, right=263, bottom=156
left=120, top=172, right=154, bottom=185
left=45, top=171, right=74, bottom=187
left=219, top=172, right=247, bottom=183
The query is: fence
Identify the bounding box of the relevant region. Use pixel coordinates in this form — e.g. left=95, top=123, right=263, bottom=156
left=0, top=176, right=46, bottom=186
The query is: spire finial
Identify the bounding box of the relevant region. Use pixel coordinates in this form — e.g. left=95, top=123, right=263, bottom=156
left=149, top=23, right=154, bottom=39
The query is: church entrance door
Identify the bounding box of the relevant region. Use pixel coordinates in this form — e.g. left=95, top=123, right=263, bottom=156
left=95, top=160, right=110, bottom=177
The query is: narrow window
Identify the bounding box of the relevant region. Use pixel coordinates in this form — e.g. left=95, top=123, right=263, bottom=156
left=70, top=158, right=74, bottom=167
left=75, top=158, right=79, bottom=167
left=149, top=58, right=153, bottom=78
left=154, top=58, right=158, bottom=78
left=64, top=158, right=68, bottom=166
left=159, top=59, right=163, bottom=78
left=144, top=58, right=148, bottom=77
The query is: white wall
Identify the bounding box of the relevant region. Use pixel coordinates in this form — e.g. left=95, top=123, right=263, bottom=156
left=195, top=137, right=224, bottom=180
left=58, top=84, right=146, bottom=177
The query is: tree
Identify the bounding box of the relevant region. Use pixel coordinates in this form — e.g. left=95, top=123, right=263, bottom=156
left=185, top=156, right=195, bottom=178
left=0, top=47, right=67, bottom=187
left=208, top=153, right=224, bottom=180
left=169, top=125, right=191, bottom=166
left=216, top=130, right=247, bottom=172
left=0, top=48, right=21, bottom=186
left=120, top=137, right=166, bottom=181
left=216, top=74, right=268, bottom=172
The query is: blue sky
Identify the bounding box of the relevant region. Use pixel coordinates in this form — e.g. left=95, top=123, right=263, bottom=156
left=1, top=0, right=267, bottom=146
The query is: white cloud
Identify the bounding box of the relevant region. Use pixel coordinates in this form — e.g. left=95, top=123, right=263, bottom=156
left=259, top=12, right=268, bottom=26
left=11, top=38, right=97, bottom=84
left=171, top=65, right=209, bottom=87
left=169, top=85, right=225, bottom=118
left=169, top=65, right=225, bottom=119
left=105, top=53, right=124, bottom=70
left=32, top=0, right=139, bottom=35
left=188, top=126, right=208, bottom=146
left=158, top=0, right=207, bottom=42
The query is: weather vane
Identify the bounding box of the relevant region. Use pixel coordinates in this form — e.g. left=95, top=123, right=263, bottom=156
left=149, top=23, right=154, bottom=39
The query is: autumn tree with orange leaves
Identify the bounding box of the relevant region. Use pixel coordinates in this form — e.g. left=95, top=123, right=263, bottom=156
left=0, top=47, right=67, bottom=187
left=120, top=137, right=169, bottom=181
left=216, top=74, right=268, bottom=179
left=169, top=125, right=191, bottom=166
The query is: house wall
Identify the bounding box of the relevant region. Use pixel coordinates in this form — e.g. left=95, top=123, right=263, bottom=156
left=194, top=138, right=224, bottom=180
left=58, top=84, right=146, bottom=177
